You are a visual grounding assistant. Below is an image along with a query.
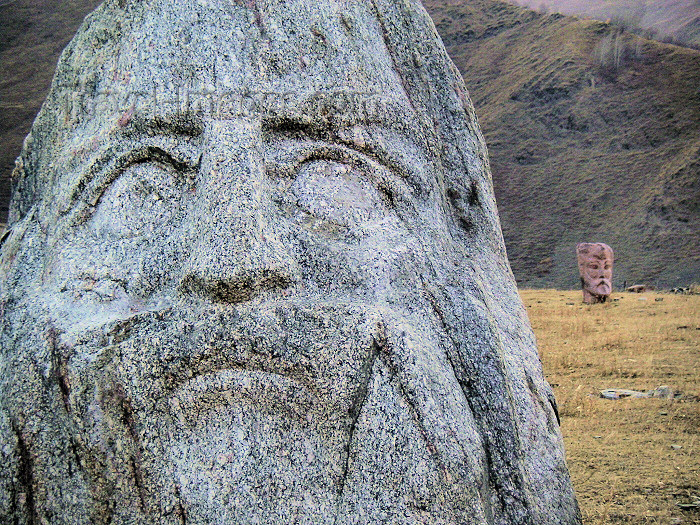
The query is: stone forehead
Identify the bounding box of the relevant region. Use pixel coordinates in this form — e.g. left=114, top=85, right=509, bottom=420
left=577, top=243, right=613, bottom=260
left=56, top=1, right=413, bottom=131
left=117, top=1, right=405, bottom=94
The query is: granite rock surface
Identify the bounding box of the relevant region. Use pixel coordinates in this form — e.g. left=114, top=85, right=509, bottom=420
left=0, top=0, right=581, bottom=523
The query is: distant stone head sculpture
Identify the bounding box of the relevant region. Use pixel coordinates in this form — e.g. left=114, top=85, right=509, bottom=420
left=577, top=242, right=613, bottom=304
left=0, top=1, right=580, bottom=523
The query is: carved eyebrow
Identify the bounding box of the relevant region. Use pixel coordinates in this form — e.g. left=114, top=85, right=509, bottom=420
left=121, top=92, right=420, bottom=146
left=260, top=99, right=430, bottom=182
left=263, top=134, right=427, bottom=188
left=58, top=141, right=200, bottom=221
left=262, top=115, right=324, bottom=139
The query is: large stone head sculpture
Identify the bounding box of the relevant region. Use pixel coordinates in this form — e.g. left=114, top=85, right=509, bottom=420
left=577, top=242, right=613, bottom=304
left=0, top=1, right=580, bottom=523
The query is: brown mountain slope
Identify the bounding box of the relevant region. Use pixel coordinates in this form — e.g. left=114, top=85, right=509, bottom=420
left=0, top=0, right=698, bottom=288
left=424, top=0, right=700, bottom=288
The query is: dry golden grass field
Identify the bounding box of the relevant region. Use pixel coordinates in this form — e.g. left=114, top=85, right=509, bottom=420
left=521, top=289, right=700, bottom=524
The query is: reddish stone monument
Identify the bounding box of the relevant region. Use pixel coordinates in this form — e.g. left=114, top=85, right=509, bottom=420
left=577, top=242, right=613, bottom=304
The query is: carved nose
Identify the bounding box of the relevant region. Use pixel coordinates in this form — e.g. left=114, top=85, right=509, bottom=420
left=180, top=231, right=299, bottom=304
left=179, top=119, right=300, bottom=303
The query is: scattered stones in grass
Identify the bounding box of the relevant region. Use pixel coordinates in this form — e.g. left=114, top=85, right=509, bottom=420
left=599, top=385, right=681, bottom=400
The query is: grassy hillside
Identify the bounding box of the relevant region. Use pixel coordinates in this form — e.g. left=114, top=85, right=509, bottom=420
left=0, top=0, right=698, bottom=288
left=424, top=0, right=700, bottom=288
left=522, top=289, right=700, bottom=524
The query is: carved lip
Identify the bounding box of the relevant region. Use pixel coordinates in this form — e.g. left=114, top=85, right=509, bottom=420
left=168, top=363, right=317, bottom=424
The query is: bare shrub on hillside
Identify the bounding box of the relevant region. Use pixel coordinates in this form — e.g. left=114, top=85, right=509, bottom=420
left=593, top=31, right=627, bottom=73
left=591, top=28, right=648, bottom=76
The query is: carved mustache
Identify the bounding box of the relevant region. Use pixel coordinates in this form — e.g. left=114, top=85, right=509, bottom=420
left=62, top=300, right=384, bottom=418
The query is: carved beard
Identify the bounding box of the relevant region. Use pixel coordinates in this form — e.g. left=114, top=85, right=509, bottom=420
left=584, top=277, right=611, bottom=297
left=26, top=296, right=498, bottom=524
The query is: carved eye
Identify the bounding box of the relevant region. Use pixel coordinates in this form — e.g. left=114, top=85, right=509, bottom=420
left=90, top=161, right=190, bottom=239
left=289, top=160, right=388, bottom=229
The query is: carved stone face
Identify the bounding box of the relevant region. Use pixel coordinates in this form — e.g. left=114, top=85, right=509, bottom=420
left=0, top=1, right=580, bottom=523
left=577, top=243, right=613, bottom=303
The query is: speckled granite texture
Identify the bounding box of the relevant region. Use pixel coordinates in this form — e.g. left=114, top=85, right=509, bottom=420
left=0, top=0, right=580, bottom=523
